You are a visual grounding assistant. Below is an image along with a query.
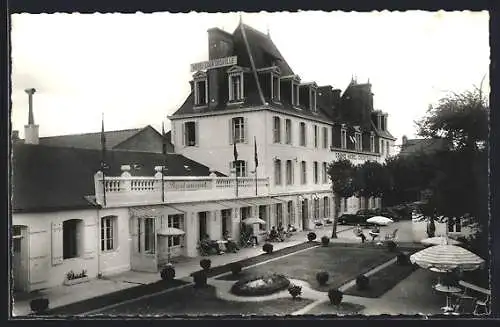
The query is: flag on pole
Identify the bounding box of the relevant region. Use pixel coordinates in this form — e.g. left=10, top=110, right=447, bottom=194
left=233, top=139, right=238, bottom=162
left=254, top=136, right=258, bottom=168
left=100, top=113, right=107, bottom=168
left=162, top=121, right=167, bottom=155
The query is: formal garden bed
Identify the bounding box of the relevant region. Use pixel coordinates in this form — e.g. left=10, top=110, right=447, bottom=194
left=98, top=284, right=313, bottom=316
left=343, top=260, right=418, bottom=298
left=216, top=246, right=397, bottom=292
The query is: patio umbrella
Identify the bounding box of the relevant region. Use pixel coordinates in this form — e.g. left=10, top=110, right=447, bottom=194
left=366, top=216, right=394, bottom=226
left=244, top=217, right=266, bottom=225
left=421, top=236, right=462, bottom=246
left=410, top=244, right=485, bottom=271
left=157, top=227, right=185, bottom=264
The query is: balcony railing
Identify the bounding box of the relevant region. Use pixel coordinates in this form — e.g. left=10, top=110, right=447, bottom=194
left=94, top=173, right=271, bottom=207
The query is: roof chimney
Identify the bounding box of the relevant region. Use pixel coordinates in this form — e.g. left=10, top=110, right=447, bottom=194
left=24, top=88, right=39, bottom=145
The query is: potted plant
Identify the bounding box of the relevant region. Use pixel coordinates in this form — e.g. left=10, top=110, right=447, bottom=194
left=397, top=253, right=409, bottom=266
left=288, top=284, right=302, bottom=300
left=30, top=298, right=49, bottom=314
left=316, top=271, right=329, bottom=286
left=193, top=270, right=208, bottom=288
left=262, top=243, right=273, bottom=254
left=160, top=265, right=176, bottom=281
left=328, top=289, right=343, bottom=307
left=321, top=236, right=330, bottom=246
left=64, top=269, right=90, bottom=286
left=307, top=232, right=317, bottom=242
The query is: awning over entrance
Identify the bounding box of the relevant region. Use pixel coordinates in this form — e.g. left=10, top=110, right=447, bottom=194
left=243, top=197, right=283, bottom=206
left=271, top=197, right=291, bottom=203
left=129, top=205, right=183, bottom=218
left=217, top=200, right=254, bottom=208
left=169, top=201, right=229, bottom=213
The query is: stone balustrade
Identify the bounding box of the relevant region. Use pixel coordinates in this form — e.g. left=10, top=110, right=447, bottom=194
left=93, top=172, right=272, bottom=207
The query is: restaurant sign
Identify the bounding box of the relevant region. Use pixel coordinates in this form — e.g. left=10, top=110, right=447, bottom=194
left=190, top=56, right=238, bottom=72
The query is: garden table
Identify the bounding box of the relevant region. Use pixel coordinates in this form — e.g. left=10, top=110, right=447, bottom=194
left=433, top=283, right=462, bottom=314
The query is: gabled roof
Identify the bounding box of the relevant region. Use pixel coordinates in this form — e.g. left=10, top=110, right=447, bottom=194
left=11, top=143, right=224, bottom=213
left=36, top=125, right=159, bottom=150
left=399, top=138, right=451, bottom=156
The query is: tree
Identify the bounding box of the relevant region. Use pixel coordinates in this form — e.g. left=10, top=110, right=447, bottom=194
left=354, top=161, right=391, bottom=208
left=328, top=159, right=356, bottom=238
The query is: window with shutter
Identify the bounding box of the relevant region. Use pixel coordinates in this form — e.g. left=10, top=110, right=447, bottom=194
left=51, top=222, right=63, bottom=265
left=29, top=229, right=50, bottom=284
left=83, top=221, right=96, bottom=259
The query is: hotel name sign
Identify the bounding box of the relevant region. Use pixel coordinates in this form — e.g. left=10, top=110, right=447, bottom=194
left=333, top=151, right=379, bottom=163
left=190, top=56, right=238, bottom=72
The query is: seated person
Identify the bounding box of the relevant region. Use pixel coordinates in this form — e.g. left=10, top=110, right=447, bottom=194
left=201, top=234, right=224, bottom=254
left=369, top=226, right=381, bottom=241
left=269, top=226, right=279, bottom=241
left=354, top=224, right=367, bottom=243
left=223, top=230, right=239, bottom=252
left=287, top=224, right=297, bottom=233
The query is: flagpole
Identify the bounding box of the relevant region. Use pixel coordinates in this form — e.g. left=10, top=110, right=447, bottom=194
left=101, top=113, right=107, bottom=207
left=254, top=136, right=258, bottom=196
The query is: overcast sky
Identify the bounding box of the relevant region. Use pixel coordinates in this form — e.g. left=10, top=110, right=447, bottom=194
left=11, top=11, right=489, bottom=144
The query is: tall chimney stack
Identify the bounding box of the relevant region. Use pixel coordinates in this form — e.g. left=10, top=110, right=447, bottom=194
left=24, top=88, right=39, bottom=145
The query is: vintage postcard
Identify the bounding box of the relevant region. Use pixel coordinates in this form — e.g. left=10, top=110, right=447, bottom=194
left=10, top=11, right=490, bottom=317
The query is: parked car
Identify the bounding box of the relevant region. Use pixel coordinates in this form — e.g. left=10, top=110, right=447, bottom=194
left=337, top=213, right=371, bottom=226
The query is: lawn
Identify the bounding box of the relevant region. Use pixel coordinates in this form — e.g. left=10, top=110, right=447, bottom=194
left=96, top=285, right=313, bottom=316
left=216, top=245, right=397, bottom=292
left=343, top=261, right=417, bottom=298
left=305, top=301, right=365, bottom=315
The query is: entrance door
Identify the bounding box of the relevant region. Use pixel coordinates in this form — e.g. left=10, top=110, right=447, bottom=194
left=302, top=199, right=309, bottom=231
left=130, top=217, right=158, bottom=272
left=12, top=225, right=29, bottom=292
left=199, top=212, right=208, bottom=241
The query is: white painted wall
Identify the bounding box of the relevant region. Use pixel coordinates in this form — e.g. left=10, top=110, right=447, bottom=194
left=13, top=207, right=131, bottom=291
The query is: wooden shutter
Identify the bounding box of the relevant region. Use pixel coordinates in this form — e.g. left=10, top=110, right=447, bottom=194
left=83, top=220, right=96, bottom=259
left=195, top=121, right=200, bottom=147
left=244, top=117, right=249, bottom=144
left=228, top=118, right=233, bottom=145
left=181, top=122, right=185, bottom=146
left=51, top=222, right=63, bottom=266
left=29, top=230, right=50, bottom=284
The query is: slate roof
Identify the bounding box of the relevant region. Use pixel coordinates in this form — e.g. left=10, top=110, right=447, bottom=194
left=36, top=125, right=167, bottom=151
left=399, top=138, right=451, bottom=156
left=11, top=143, right=224, bottom=213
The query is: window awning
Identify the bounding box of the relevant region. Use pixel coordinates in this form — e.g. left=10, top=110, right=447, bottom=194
left=129, top=205, right=183, bottom=218
left=272, top=197, right=291, bottom=203
left=169, top=201, right=229, bottom=213
left=217, top=200, right=254, bottom=208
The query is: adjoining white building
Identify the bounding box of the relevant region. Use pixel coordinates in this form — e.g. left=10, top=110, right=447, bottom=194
left=11, top=22, right=396, bottom=293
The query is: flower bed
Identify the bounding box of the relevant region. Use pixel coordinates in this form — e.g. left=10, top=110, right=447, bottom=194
left=230, top=273, right=291, bottom=296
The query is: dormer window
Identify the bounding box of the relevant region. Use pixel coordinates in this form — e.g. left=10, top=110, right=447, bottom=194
left=291, top=75, right=301, bottom=107
left=370, top=132, right=375, bottom=152
left=272, top=74, right=280, bottom=101
left=340, top=125, right=347, bottom=149
left=309, top=83, right=318, bottom=112
left=193, top=71, right=208, bottom=106
left=227, top=66, right=244, bottom=102
left=355, top=132, right=362, bottom=151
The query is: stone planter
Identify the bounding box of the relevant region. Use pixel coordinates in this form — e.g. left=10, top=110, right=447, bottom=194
left=63, top=276, right=90, bottom=286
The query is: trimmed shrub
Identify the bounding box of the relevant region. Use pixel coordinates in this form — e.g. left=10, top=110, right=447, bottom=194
left=160, top=265, right=176, bottom=281
left=30, top=298, right=49, bottom=314
left=387, top=241, right=397, bottom=252
left=328, top=289, right=343, bottom=306
left=193, top=270, right=208, bottom=288
left=288, top=284, right=302, bottom=299
left=316, top=271, right=329, bottom=286
left=307, top=232, right=317, bottom=242
left=230, top=262, right=242, bottom=276
left=356, top=275, right=370, bottom=290
left=396, top=253, right=409, bottom=266
left=263, top=243, right=274, bottom=254
left=321, top=236, right=330, bottom=247
left=200, top=259, right=211, bottom=271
